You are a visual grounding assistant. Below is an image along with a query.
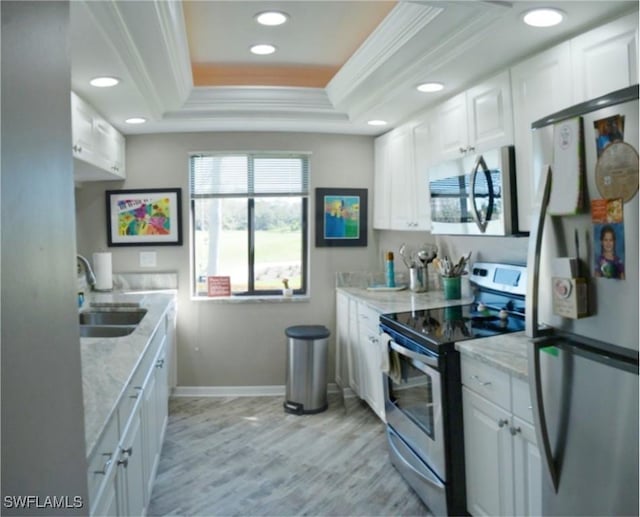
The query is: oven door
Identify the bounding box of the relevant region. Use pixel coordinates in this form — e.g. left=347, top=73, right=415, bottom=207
left=384, top=339, right=446, bottom=481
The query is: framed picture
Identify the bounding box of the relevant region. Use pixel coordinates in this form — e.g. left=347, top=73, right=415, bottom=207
left=106, top=188, right=183, bottom=246
left=315, top=188, right=368, bottom=247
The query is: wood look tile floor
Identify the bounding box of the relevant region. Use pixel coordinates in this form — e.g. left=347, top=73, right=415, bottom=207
left=148, top=394, right=430, bottom=516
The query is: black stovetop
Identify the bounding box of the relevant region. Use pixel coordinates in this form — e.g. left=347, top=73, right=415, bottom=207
left=379, top=296, right=525, bottom=351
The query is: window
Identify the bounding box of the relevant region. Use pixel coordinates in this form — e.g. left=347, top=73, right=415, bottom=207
left=190, top=152, right=309, bottom=297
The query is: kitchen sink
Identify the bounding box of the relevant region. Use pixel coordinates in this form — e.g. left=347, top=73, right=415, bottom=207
left=79, top=309, right=147, bottom=326
left=79, top=325, right=136, bottom=338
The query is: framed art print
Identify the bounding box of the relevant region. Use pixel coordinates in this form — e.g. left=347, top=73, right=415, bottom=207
left=315, top=188, right=368, bottom=247
left=106, top=188, right=183, bottom=246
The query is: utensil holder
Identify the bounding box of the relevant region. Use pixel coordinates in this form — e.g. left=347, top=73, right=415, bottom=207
left=442, top=276, right=461, bottom=300
left=409, top=267, right=428, bottom=292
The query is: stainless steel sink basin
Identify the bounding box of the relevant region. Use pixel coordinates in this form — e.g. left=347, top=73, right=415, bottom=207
left=79, top=309, right=147, bottom=326
left=79, top=325, right=136, bottom=338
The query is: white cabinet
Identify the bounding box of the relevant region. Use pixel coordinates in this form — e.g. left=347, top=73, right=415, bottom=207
left=335, top=291, right=386, bottom=421
left=432, top=71, right=514, bottom=164
left=510, top=42, right=574, bottom=233
left=461, top=356, right=542, bottom=517
left=71, top=92, right=126, bottom=182
left=373, top=126, right=430, bottom=231
left=571, top=11, right=639, bottom=104
left=356, top=303, right=386, bottom=421
left=87, top=307, right=173, bottom=516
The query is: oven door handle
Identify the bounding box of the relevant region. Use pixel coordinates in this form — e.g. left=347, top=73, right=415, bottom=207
left=390, top=341, right=438, bottom=370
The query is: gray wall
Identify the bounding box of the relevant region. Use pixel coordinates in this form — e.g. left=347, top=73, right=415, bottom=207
left=1, top=1, right=89, bottom=513
left=75, top=132, right=379, bottom=387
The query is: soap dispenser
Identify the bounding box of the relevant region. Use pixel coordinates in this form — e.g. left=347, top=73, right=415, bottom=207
left=385, top=251, right=396, bottom=288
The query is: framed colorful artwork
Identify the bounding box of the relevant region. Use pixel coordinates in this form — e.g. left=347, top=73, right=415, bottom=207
left=315, top=188, right=368, bottom=247
left=106, top=188, right=183, bottom=246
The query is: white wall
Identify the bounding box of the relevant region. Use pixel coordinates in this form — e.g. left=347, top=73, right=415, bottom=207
left=1, top=1, right=89, bottom=512
left=75, top=132, right=378, bottom=387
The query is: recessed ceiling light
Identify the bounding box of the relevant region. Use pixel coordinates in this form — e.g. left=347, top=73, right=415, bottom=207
left=368, top=120, right=387, bottom=126
left=125, top=117, right=146, bottom=125
left=256, top=11, right=288, bottom=26
left=250, top=44, right=277, bottom=56
left=417, top=82, right=444, bottom=93
left=89, top=76, right=120, bottom=88
left=523, top=8, right=564, bottom=28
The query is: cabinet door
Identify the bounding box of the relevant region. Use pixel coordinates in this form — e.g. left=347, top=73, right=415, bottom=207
left=91, top=463, right=119, bottom=517
left=463, top=386, right=514, bottom=517
left=154, top=337, right=169, bottom=445
left=118, top=405, right=145, bottom=517
left=512, top=416, right=542, bottom=517
left=347, top=299, right=361, bottom=396
left=373, top=132, right=393, bottom=229
left=71, top=92, right=97, bottom=164
left=466, top=70, right=514, bottom=153
left=335, top=293, right=349, bottom=388
left=388, top=127, right=417, bottom=230
left=141, top=368, right=158, bottom=506
left=412, top=117, right=434, bottom=231
left=510, top=42, right=573, bottom=232
left=571, top=12, right=639, bottom=103
left=434, top=92, right=468, bottom=162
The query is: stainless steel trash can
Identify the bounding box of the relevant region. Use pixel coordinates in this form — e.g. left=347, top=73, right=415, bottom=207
left=284, top=325, right=330, bottom=415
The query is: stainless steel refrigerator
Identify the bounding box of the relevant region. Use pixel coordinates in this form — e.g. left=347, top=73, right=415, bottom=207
left=526, top=85, right=639, bottom=516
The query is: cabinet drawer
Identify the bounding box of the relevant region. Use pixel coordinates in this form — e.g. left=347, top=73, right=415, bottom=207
left=512, top=377, right=534, bottom=424
left=87, top=413, right=118, bottom=505
left=357, top=303, right=381, bottom=332
left=461, top=356, right=510, bottom=410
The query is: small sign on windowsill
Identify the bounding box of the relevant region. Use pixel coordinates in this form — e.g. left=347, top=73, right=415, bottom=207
left=207, top=276, right=231, bottom=297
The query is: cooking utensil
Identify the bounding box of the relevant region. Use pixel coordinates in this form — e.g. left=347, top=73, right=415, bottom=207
left=399, top=243, right=413, bottom=269
left=417, top=244, right=438, bottom=265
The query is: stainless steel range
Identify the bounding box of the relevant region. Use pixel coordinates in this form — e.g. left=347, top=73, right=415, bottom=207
left=379, top=262, right=527, bottom=516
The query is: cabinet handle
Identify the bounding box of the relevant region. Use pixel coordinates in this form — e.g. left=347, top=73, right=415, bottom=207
left=93, top=453, right=113, bottom=475
left=467, top=145, right=475, bottom=153
left=156, top=359, right=165, bottom=368
left=459, top=147, right=466, bottom=154
left=498, top=419, right=509, bottom=428
left=121, top=446, right=133, bottom=456
left=472, top=375, right=491, bottom=386
left=510, top=426, right=522, bottom=436
left=117, top=457, right=129, bottom=469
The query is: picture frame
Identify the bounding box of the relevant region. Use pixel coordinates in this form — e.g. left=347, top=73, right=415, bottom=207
left=106, top=188, right=183, bottom=247
left=315, top=188, right=368, bottom=247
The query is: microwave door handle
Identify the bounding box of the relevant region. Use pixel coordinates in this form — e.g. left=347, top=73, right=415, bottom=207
left=468, top=155, right=489, bottom=233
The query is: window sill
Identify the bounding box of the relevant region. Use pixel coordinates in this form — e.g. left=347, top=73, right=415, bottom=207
left=191, top=294, right=310, bottom=304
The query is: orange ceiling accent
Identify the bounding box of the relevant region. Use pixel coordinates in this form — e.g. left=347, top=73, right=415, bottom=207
left=192, top=63, right=339, bottom=88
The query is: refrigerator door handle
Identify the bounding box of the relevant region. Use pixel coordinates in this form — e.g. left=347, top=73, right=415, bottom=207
left=525, top=164, right=553, bottom=338
left=529, top=338, right=560, bottom=493
left=468, top=154, right=494, bottom=233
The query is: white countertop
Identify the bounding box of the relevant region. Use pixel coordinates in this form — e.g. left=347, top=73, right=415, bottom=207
left=337, top=286, right=474, bottom=314
left=80, top=290, right=175, bottom=457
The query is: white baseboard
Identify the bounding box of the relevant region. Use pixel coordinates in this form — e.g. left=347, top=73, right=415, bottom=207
left=172, top=383, right=340, bottom=398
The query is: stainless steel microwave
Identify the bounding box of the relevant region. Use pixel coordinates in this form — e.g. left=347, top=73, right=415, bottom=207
left=427, top=145, right=520, bottom=236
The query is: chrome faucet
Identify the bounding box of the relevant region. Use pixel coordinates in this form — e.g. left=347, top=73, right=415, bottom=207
left=77, top=254, right=97, bottom=288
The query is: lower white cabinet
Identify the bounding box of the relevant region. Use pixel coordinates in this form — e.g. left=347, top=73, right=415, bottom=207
left=87, top=305, right=173, bottom=516
left=335, top=291, right=385, bottom=421
left=461, top=356, right=542, bottom=516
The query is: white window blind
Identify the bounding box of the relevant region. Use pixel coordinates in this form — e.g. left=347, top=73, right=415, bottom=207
left=190, top=153, right=310, bottom=198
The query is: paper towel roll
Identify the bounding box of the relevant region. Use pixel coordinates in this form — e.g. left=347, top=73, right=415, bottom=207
left=93, top=252, right=113, bottom=291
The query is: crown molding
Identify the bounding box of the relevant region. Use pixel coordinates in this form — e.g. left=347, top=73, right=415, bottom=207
left=326, top=1, right=444, bottom=111
left=83, top=0, right=192, bottom=116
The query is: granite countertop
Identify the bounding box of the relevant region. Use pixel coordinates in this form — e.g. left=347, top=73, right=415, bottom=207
left=337, top=286, right=474, bottom=314
left=80, top=290, right=176, bottom=458
left=455, top=331, right=531, bottom=380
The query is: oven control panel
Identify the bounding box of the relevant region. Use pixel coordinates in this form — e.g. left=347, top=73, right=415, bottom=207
left=469, top=262, right=527, bottom=297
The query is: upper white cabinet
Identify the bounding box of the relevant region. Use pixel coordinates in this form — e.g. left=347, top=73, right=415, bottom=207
left=510, top=42, right=573, bottom=233
left=373, top=126, right=430, bottom=231
left=571, top=12, right=639, bottom=103
left=432, top=70, right=514, bottom=164
left=511, top=11, right=638, bottom=232
left=72, top=92, right=126, bottom=182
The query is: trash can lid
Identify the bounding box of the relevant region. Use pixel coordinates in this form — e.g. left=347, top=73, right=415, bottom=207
left=285, top=325, right=330, bottom=339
